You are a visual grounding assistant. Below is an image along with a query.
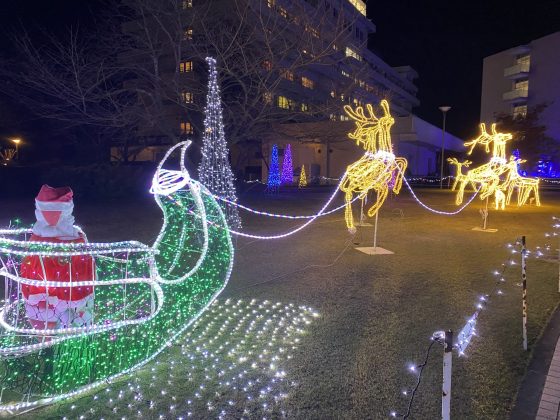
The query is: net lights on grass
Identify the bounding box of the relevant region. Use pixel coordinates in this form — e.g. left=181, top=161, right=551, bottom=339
left=0, top=141, right=234, bottom=413
left=59, top=299, right=318, bottom=419
left=339, top=100, right=407, bottom=233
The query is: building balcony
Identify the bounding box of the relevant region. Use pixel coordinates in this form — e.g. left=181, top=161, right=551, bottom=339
left=504, top=62, right=530, bottom=79
left=502, top=88, right=528, bottom=102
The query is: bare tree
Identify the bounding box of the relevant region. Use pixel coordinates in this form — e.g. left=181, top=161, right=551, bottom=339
left=1, top=0, right=376, bottom=163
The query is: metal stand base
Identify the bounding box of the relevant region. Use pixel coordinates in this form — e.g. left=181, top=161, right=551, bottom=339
left=355, top=246, right=394, bottom=255
left=471, top=227, right=498, bottom=233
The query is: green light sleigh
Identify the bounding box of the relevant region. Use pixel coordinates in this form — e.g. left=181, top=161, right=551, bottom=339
left=0, top=141, right=234, bottom=413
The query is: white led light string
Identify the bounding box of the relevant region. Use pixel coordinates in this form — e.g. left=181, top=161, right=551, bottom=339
left=0, top=140, right=235, bottom=411
left=391, top=238, right=527, bottom=418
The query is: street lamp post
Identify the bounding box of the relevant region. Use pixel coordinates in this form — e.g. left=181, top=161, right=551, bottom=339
left=439, top=106, right=451, bottom=189
left=11, top=138, right=21, bottom=160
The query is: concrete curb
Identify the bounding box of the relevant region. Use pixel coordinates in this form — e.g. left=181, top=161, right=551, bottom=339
left=511, top=304, right=560, bottom=419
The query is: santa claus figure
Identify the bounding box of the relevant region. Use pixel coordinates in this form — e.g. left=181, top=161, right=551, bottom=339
left=21, top=185, right=94, bottom=331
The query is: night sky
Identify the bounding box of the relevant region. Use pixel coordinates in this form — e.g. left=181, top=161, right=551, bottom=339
left=1, top=0, right=560, bottom=142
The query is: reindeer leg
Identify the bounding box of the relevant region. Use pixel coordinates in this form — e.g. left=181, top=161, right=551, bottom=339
left=456, top=179, right=468, bottom=205
left=344, top=190, right=356, bottom=234
left=367, top=186, right=388, bottom=217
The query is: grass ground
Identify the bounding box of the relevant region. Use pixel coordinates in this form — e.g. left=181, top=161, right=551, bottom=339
left=1, top=186, right=559, bottom=419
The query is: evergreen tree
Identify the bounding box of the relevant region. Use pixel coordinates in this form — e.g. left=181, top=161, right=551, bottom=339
left=267, top=144, right=281, bottom=190
left=281, top=144, right=293, bottom=184
left=298, top=165, right=307, bottom=188
left=198, top=57, right=241, bottom=229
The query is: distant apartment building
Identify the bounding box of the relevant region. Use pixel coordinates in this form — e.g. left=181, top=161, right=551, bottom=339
left=480, top=31, right=560, bottom=145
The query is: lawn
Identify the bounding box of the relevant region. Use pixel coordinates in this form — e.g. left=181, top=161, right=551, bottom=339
left=2, top=186, right=559, bottom=419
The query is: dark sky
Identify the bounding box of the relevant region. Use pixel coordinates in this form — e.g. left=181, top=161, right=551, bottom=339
left=368, top=0, right=560, bottom=138
left=1, top=0, right=560, bottom=142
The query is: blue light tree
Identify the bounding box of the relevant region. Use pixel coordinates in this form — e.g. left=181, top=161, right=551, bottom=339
left=267, top=144, right=281, bottom=190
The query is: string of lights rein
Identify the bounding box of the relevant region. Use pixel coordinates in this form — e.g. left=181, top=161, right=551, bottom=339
left=201, top=173, right=480, bottom=241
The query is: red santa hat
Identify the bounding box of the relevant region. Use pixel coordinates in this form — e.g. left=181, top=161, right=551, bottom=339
left=33, top=185, right=79, bottom=239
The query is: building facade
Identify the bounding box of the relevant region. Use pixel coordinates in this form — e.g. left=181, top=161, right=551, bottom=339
left=119, top=0, right=421, bottom=175
left=480, top=31, right=560, bottom=159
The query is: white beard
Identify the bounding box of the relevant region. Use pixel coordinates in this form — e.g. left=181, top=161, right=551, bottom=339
left=33, top=200, right=79, bottom=239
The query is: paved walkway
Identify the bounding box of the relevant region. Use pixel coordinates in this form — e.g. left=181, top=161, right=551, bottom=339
left=512, top=305, right=560, bottom=419
left=536, top=341, right=560, bottom=419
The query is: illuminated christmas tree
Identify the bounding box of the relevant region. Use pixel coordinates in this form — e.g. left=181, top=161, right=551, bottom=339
left=267, top=144, right=281, bottom=190
left=299, top=165, right=307, bottom=188
left=198, top=57, right=241, bottom=228
left=281, top=144, right=293, bottom=184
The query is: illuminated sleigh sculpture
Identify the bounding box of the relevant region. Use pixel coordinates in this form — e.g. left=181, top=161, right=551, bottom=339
left=0, top=141, right=233, bottom=412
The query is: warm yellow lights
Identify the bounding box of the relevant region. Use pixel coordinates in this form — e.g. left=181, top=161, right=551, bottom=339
left=298, top=165, right=307, bottom=188
left=447, top=157, right=472, bottom=192
left=339, top=100, right=407, bottom=232
left=452, top=123, right=541, bottom=209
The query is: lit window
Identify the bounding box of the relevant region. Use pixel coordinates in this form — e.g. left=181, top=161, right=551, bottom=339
left=281, top=69, right=294, bottom=81
left=305, top=25, right=319, bottom=38
left=180, top=121, right=193, bottom=135
left=181, top=91, right=194, bottom=103
left=329, top=114, right=337, bottom=121
left=182, top=0, right=193, bottom=9
left=301, top=103, right=309, bottom=112
left=267, top=0, right=275, bottom=7
left=183, top=28, right=193, bottom=40
left=515, top=79, right=528, bottom=90
left=179, top=61, right=193, bottom=72
left=339, top=115, right=349, bottom=121
left=348, top=0, right=366, bottom=16
left=277, top=96, right=289, bottom=109
left=341, top=70, right=350, bottom=77
left=277, top=96, right=295, bottom=110
left=345, top=46, right=362, bottom=61
left=262, top=60, right=272, bottom=71
left=301, top=77, right=314, bottom=89
left=263, top=92, right=273, bottom=104
left=330, top=90, right=336, bottom=98
left=517, top=54, right=530, bottom=65
left=513, top=104, right=527, bottom=119
left=278, top=7, right=288, bottom=18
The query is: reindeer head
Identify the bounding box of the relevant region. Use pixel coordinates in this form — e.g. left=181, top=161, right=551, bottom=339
left=490, top=123, right=513, bottom=143
left=344, top=100, right=395, bottom=153
left=464, top=123, right=493, bottom=155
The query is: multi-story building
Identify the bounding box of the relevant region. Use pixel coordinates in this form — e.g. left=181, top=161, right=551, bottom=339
left=480, top=31, right=560, bottom=173
left=118, top=0, right=422, bottom=174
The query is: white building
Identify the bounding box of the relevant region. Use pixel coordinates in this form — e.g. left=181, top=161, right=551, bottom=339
left=480, top=31, right=560, bottom=143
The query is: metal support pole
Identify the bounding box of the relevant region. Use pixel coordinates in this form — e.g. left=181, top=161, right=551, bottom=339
left=522, top=236, right=528, bottom=351
left=483, top=197, right=489, bottom=230
left=373, top=211, right=379, bottom=249
left=442, top=329, right=453, bottom=420
left=439, top=111, right=448, bottom=189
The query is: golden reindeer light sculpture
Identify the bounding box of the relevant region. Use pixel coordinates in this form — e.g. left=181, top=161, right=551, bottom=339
left=454, top=123, right=513, bottom=205
left=502, top=156, right=541, bottom=206
left=447, top=157, right=472, bottom=191
left=339, top=100, right=407, bottom=233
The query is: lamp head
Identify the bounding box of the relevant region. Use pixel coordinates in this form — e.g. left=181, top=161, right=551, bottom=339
left=439, top=106, right=451, bottom=113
